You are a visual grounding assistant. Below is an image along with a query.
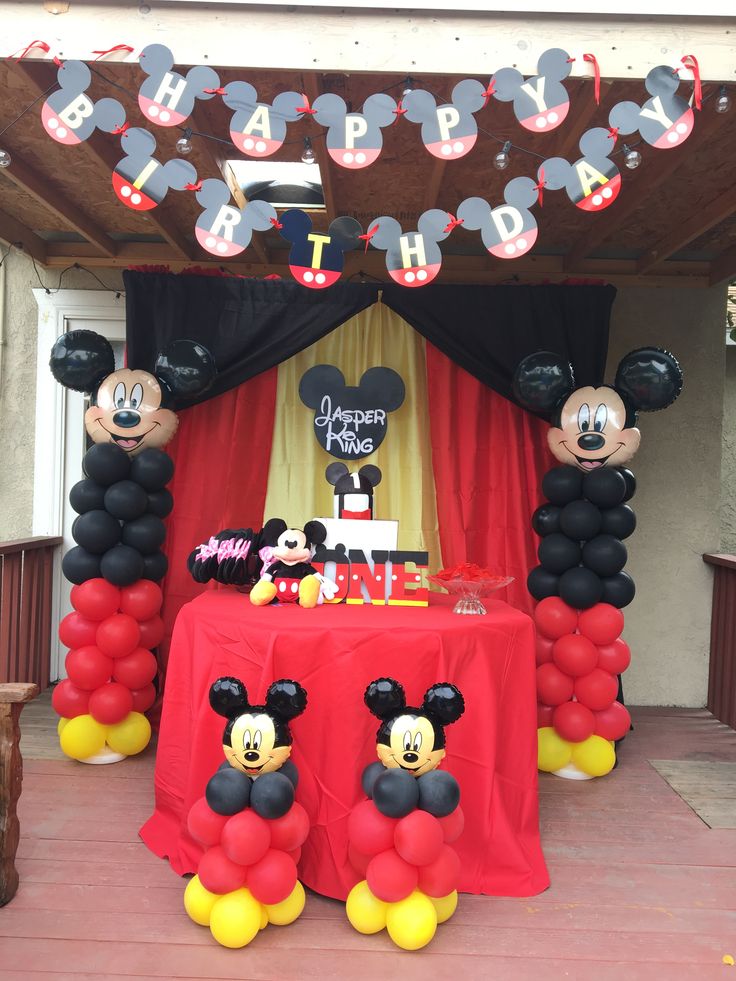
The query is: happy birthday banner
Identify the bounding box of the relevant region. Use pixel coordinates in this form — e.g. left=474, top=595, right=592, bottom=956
left=34, top=43, right=701, bottom=288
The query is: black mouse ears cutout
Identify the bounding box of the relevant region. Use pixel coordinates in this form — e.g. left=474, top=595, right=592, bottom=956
left=299, top=365, right=405, bottom=413
left=49, top=329, right=116, bottom=393
left=325, top=462, right=383, bottom=487
left=265, top=679, right=308, bottom=722
left=209, top=676, right=307, bottom=721
left=364, top=677, right=465, bottom=725
left=614, top=347, right=683, bottom=413
left=512, top=351, right=576, bottom=416
left=303, top=520, right=328, bottom=548
left=364, top=677, right=406, bottom=719
left=422, top=683, right=465, bottom=726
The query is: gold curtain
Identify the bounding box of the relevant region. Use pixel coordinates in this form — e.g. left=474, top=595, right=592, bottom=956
left=263, top=299, right=442, bottom=570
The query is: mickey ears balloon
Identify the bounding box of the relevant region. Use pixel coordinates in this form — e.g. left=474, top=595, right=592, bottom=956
left=42, top=61, right=126, bottom=145
left=138, top=44, right=220, bottom=127
left=312, top=93, right=398, bottom=169
left=492, top=48, right=572, bottom=132
left=402, top=80, right=487, bottom=160
left=457, top=177, right=540, bottom=260
left=222, top=82, right=303, bottom=157
left=279, top=211, right=362, bottom=289
left=113, top=127, right=197, bottom=211
left=195, top=179, right=276, bottom=258
left=613, top=347, right=683, bottom=412
left=367, top=210, right=453, bottom=286
left=512, top=351, right=576, bottom=416
left=540, top=128, right=621, bottom=213
left=609, top=65, right=694, bottom=149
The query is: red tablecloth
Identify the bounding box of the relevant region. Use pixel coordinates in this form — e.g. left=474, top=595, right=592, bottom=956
left=140, top=591, right=549, bottom=899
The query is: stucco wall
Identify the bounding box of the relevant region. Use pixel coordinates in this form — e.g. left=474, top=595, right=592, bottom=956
left=607, top=286, right=726, bottom=708
left=720, top=344, right=736, bottom=554
left=0, top=251, right=123, bottom=541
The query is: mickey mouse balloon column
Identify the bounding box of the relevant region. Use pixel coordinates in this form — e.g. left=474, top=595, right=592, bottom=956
left=346, top=679, right=465, bottom=950
left=184, top=678, right=310, bottom=948
left=49, top=330, right=216, bottom=762
left=513, top=348, right=683, bottom=779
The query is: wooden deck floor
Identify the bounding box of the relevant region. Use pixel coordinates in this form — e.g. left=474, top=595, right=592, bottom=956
left=1, top=699, right=735, bottom=981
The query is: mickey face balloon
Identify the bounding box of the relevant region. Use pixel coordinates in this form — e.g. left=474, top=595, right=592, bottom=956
left=85, top=368, right=179, bottom=454
left=549, top=385, right=640, bottom=471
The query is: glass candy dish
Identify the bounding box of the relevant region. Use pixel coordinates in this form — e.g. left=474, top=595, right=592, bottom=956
left=427, top=573, right=515, bottom=615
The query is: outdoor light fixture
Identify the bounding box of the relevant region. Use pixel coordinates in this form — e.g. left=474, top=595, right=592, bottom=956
left=493, top=141, right=511, bottom=170
left=623, top=144, right=642, bottom=169
left=176, top=128, right=193, bottom=155
left=402, top=77, right=414, bottom=99
left=0, top=150, right=11, bottom=168
left=715, top=86, right=731, bottom=113
left=301, top=137, right=316, bottom=164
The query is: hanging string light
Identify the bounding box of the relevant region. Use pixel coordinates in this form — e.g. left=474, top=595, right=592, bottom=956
left=715, top=86, right=731, bottom=113
left=402, top=76, right=414, bottom=99
left=622, top=144, right=642, bottom=169
left=176, top=127, right=193, bottom=155
left=0, top=149, right=11, bottom=168
left=493, top=141, right=512, bottom=170
left=301, top=137, right=316, bottom=164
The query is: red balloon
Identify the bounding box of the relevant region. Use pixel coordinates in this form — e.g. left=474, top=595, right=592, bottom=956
left=130, top=683, right=156, bottom=714
left=120, top=580, right=163, bottom=621
left=266, top=801, right=310, bottom=852
left=597, top=638, right=631, bottom=675
left=553, top=701, right=595, bottom=742
left=394, top=810, right=444, bottom=867
left=536, top=663, right=574, bottom=706
left=112, top=648, right=158, bottom=689
left=59, top=611, right=98, bottom=650
left=438, top=805, right=465, bottom=844
left=187, top=797, right=229, bottom=847
left=221, top=809, right=271, bottom=866
left=594, top=701, right=631, bottom=741
left=96, top=613, right=140, bottom=658
left=574, top=668, right=618, bottom=711
left=71, top=579, right=121, bottom=621
left=578, top=603, right=624, bottom=646
left=417, top=844, right=461, bottom=898
left=366, top=848, right=418, bottom=903
left=88, top=682, right=134, bottom=724
left=348, top=842, right=371, bottom=875
left=138, top=615, right=165, bottom=649
left=247, top=849, right=297, bottom=905
left=534, top=597, right=578, bottom=640
left=535, top=635, right=554, bottom=665
left=287, top=846, right=302, bottom=866
left=537, top=703, right=556, bottom=728
left=197, top=845, right=248, bottom=895
left=51, top=678, right=90, bottom=718
left=552, top=634, right=599, bottom=677
left=347, top=799, right=397, bottom=856
left=65, top=646, right=113, bottom=691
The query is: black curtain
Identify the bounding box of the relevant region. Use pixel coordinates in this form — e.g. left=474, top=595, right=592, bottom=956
left=123, top=272, right=614, bottom=408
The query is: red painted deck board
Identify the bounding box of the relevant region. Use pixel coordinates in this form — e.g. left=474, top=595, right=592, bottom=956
left=2, top=706, right=735, bottom=980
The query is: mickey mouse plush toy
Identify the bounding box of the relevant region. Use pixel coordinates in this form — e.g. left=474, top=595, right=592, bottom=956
left=250, top=518, right=327, bottom=608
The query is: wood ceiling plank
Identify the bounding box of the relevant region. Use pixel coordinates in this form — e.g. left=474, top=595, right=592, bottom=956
left=552, top=80, right=613, bottom=162
left=0, top=208, right=46, bottom=263
left=709, top=244, right=736, bottom=287
left=422, top=160, right=447, bottom=214
left=301, top=73, right=336, bottom=221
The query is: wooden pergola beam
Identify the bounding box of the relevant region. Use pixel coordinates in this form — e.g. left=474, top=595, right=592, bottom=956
left=709, top=244, right=736, bottom=287
left=422, top=160, right=448, bottom=213
left=301, top=73, right=336, bottom=221
left=0, top=208, right=46, bottom=264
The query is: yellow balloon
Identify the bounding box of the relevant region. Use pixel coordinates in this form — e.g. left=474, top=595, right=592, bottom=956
left=259, top=904, right=268, bottom=930
left=346, top=879, right=388, bottom=935
left=537, top=726, right=572, bottom=773
left=106, top=712, right=151, bottom=756
left=59, top=714, right=106, bottom=760
left=429, top=890, right=458, bottom=924
left=572, top=734, right=616, bottom=777
left=266, top=880, right=305, bottom=926
left=386, top=890, right=438, bottom=950
left=209, top=888, right=262, bottom=948
left=184, top=875, right=219, bottom=926
left=57, top=717, right=69, bottom=736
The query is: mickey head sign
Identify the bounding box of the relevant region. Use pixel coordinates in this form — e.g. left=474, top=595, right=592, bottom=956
left=195, top=179, right=277, bottom=257
left=113, top=128, right=197, bottom=211
left=312, top=93, right=398, bottom=169
left=491, top=48, right=573, bottom=132
left=609, top=65, right=694, bottom=149
left=540, top=128, right=621, bottom=212
left=299, top=365, right=405, bottom=459
left=222, top=82, right=303, bottom=157
left=42, top=61, right=125, bottom=146
left=138, top=43, right=220, bottom=127
left=279, top=211, right=363, bottom=289
left=366, top=210, right=453, bottom=286
left=457, top=177, right=540, bottom=259
left=402, top=80, right=487, bottom=161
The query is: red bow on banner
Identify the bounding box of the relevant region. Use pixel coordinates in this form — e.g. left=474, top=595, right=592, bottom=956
left=296, top=93, right=316, bottom=115
left=534, top=169, right=546, bottom=207
left=92, top=45, right=134, bottom=60
left=607, top=126, right=619, bottom=143
left=112, top=122, right=130, bottom=135
left=443, top=213, right=464, bottom=233
left=9, top=40, right=62, bottom=66
left=359, top=225, right=378, bottom=253
left=203, top=87, right=226, bottom=95
left=269, top=217, right=283, bottom=230
left=184, top=181, right=202, bottom=192
left=583, top=53, right=601, bottom=105
left=482, top=79, right=495, bottom=106
left=393, top=100, right=407, bottom=121
left=680, top=55, right=702, bottom=110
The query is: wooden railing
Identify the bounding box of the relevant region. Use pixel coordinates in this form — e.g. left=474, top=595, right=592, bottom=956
left=703, top=553, right=736, bottom=729
left=0, top=537, right=62, bottom=690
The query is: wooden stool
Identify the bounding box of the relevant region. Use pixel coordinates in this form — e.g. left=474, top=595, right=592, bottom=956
left=0, top=682, right=39, bottom=906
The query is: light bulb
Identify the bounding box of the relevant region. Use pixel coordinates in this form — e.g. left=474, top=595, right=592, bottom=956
left=176, top=129, right=193, bottom=155
left=493, top=141, right=511, bottom=170
left=716, top=87, right=731, bottom=113
left=0, top=149, right=11, bottom=168
left=402, top=76, right=414, bottom=99
left=623, top=144, right=641, bottom=170
left=301, top=138, right=316, bottom=164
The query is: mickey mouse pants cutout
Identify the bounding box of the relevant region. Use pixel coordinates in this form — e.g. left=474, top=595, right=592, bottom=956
left=513, top=349, right=683, bottom=779
left=49, top=330, right=216, bottom=763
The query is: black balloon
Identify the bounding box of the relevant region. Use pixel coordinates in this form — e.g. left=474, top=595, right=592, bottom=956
left=512, top=351, right=575, bottom=415
left=532, top=504, right=562, bottom=537
left=559, top=566, right=603, bottom=609
left=142, top=551, right=168, bottom=582
left=72, top=510, right=122, bottom=554
left=614, top=347, right=683, bottom=412
left=50, top=329, right=115, bottom=393
left=69, top=478, right=107, bottom=514
left=582, top=468, right=627, bottom=509
left=599, top=504, right=637, bottom=540
left=62, top=545, right=101, bottom=584
left=205, top=768, right=252, bottom=815
left=542, top=466, right=584, bottom=507
left=147, top=488, right=174, bottom=518
left=104, top=480, right=148, bottom=521
left=82, top=442, right=131, bottom=486
left=417, top=770, right=460, bottom=817
left=601, top=571, right=636, bottom=608
left=619, top=467, right=637, bottom=503
left=582, top=535, right=628, bottom=577
left=560, top=500, right=602, bottom=541
left=155, top=339, right=216, bottom=400
left=130, top=449, right=174, bottom=492
left=249, top=771, right=295, bottom=819
left=361, top=761, right=386, bottom=799
left=538, top=533, right=582, bottom=574
left=279, top=759, right=299, bottom=789
left=100, top=544, right=145, bottom=586
left=527, top=565, right=560, bottom=600
left=121, top=514, right=166, bottom=554
left=372, top=768, right=420, bottom=818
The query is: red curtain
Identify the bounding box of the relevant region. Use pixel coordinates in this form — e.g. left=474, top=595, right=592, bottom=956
left=158, top=367, right=279, bottom=674
left=426, top=341, right=554, bottom=614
